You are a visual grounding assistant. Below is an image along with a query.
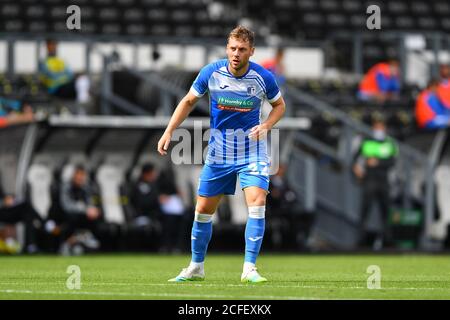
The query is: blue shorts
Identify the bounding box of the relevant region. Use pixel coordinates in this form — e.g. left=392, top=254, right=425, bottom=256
left=198, top=162, right=270, bottom=197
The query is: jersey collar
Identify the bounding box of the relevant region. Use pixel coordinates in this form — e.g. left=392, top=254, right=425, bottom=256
left=226, top=61, right=251, bottom=79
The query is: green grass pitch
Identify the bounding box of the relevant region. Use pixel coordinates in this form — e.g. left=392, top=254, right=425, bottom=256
left=1, top=254, right=450, bottom=300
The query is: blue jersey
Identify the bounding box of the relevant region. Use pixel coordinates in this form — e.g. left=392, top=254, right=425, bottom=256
left=190, top=59, right=281, bottom=166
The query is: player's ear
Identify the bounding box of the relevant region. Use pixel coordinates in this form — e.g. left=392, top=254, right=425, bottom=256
left=250, top=46, right=255, bottom=56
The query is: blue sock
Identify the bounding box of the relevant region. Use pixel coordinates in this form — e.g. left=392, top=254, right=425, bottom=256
left=244, top=206, right=265, bottom=264
left=191, top=212, right=213, bottom=263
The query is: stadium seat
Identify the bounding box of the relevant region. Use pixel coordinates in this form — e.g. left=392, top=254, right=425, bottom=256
left=126, top=24, right=147, bottom=36
left=342, top=0, right=363, bottom=12
left=417, top=17, right=439, bottom=30
left=4, top=19, right=24, bottom=32
left=140, top=0, right=163, bottom=7
left=96, top=164, right=126, bottom=225
left=146, top=8, right=169, bottom=22
left=28, top=21, right=48, bottom=33
left=98, top=7, right=121, bottom=22
left=441, top=18, right=450, bottom=31
left=100, top=23, right=122, bottom=35
left=411, top=1, right=431, bottom=15
left=395, top=16, right=416, bottom=29
left=433, top=2, right=450, bottom=15
left=123, top=8, right=144, bottom=23
left=319, top=0, right=339, bottom=12
left=298, top=0, right=318, bottom=11
left=1, top=3, right=21, bottom=19
left=25, top=5, right=46, bottom=19
left=27, top=164, right=53, bottom=220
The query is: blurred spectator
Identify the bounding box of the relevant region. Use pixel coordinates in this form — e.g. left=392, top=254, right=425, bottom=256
left=415, top=79, right=450, bottom=130
left=0, top=181, right=44, bottom=253
left=59, top=165, right=101, bottom=255
left=129, top=163, right=161, bottom=228
left=358, top=59, right=401, bottom=103
left=39, top=39, right=91, bottom=105
left=0, top=99, right=35, bottom=128
left=438, top=64, right=450, bottom=109
left=353, top=119, right=398, bottom=250
left=261, top=47, right=286, bottom=86
left=157, top=170, right=186, bottom=254
left=267, top=164, right=298, bottom=215
left=267, top=164, right=312, bottom=250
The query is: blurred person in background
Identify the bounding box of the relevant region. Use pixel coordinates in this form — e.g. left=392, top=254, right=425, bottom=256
left=157, top=170, right=186, bottom=254
left=438, top=64, right=450, bottom=109
left=415, top=79, right=450, bottom=130
left=358, top=59, right=401, bottom=103
left=267, top=164, right=298, bottom=216
left=267, top=164, right=310, bottom=250
left=39, top=39, right=91, bottom=106
left=0, top=98, right=35, bottom=128
left=353, top=119, right=398, bottom=250
left=129, top=163, right=161, bottom=230
left=261, top=47, right=286, bottom=87
left=0, top=180, right=44, bottom=254
left=59, top=165, right=102, bottom=255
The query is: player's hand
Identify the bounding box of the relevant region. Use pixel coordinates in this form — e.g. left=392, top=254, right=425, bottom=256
left=86, top=207, right=100, bottom=220
left=157, top=132, right=172, bottom=156
left=3, top=195, right=15, bottom=207
left=353, top=164, right=365, bottom=179
left=249, top=123, right=270, bottom=141
left=367, top=158, right=379, bottom=167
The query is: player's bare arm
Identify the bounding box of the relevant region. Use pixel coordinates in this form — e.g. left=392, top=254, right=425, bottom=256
left=249, top=96, right=286, bottom=141
left=157, top=91, right=199, bottom=155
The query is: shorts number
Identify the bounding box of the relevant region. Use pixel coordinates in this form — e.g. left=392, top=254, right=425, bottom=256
left=248, top=162, right=269, bottom=177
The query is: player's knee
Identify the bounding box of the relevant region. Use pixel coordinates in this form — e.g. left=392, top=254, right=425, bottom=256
left=195, top=204, right=216, bottom=215
left=247, top=194, right=266, bottom=207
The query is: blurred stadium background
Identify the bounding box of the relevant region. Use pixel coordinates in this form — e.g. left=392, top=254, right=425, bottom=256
left=1, top=0, right=450, bottom=258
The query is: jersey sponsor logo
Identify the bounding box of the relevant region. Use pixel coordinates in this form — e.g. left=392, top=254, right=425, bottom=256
left=219, top=84, right=230, bottom=89
left=217, top=96, right=254, bottom=112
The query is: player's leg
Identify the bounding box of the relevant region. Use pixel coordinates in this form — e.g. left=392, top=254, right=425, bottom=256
left=191, top=195, right=222, bottom=265
left=169, top=164, right=236, bottom=282
left=168, top=195, right=222, bottom=282
left=239, top=162, right=270, bottom=283
left=241, top=186, right=268, bottom=283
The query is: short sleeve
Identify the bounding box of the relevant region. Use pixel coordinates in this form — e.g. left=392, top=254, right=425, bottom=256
left=190, top=63, right=216, bottom=98
left=263, top=71, right=282, bottom=103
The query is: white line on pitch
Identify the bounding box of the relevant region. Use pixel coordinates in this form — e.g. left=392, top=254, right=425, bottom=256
left=0, top=289, right=325, bottom=300
left=2, top=282, right=450, bottom=291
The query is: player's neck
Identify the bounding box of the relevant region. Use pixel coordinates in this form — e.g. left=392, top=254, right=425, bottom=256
left=228, top=62, right=250, bottom=78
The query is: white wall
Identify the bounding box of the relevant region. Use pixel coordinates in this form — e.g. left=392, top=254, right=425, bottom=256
left=0, top=42, right=7, bottom=72
left=0, top=40, right=325, bottom=78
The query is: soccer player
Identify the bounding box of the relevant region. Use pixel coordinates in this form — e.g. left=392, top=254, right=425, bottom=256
left=157, top=26, right=286, bottom=283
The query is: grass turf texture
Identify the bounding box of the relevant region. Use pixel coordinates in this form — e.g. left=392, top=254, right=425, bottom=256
left=1, top=254, right=450, bottom=300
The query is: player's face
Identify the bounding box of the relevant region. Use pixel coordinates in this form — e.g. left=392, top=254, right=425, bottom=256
left=226, top=37, right=254, bottom=72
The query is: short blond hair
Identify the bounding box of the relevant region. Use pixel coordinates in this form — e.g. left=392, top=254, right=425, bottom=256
left=228, top=25, right=255, bottom=47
